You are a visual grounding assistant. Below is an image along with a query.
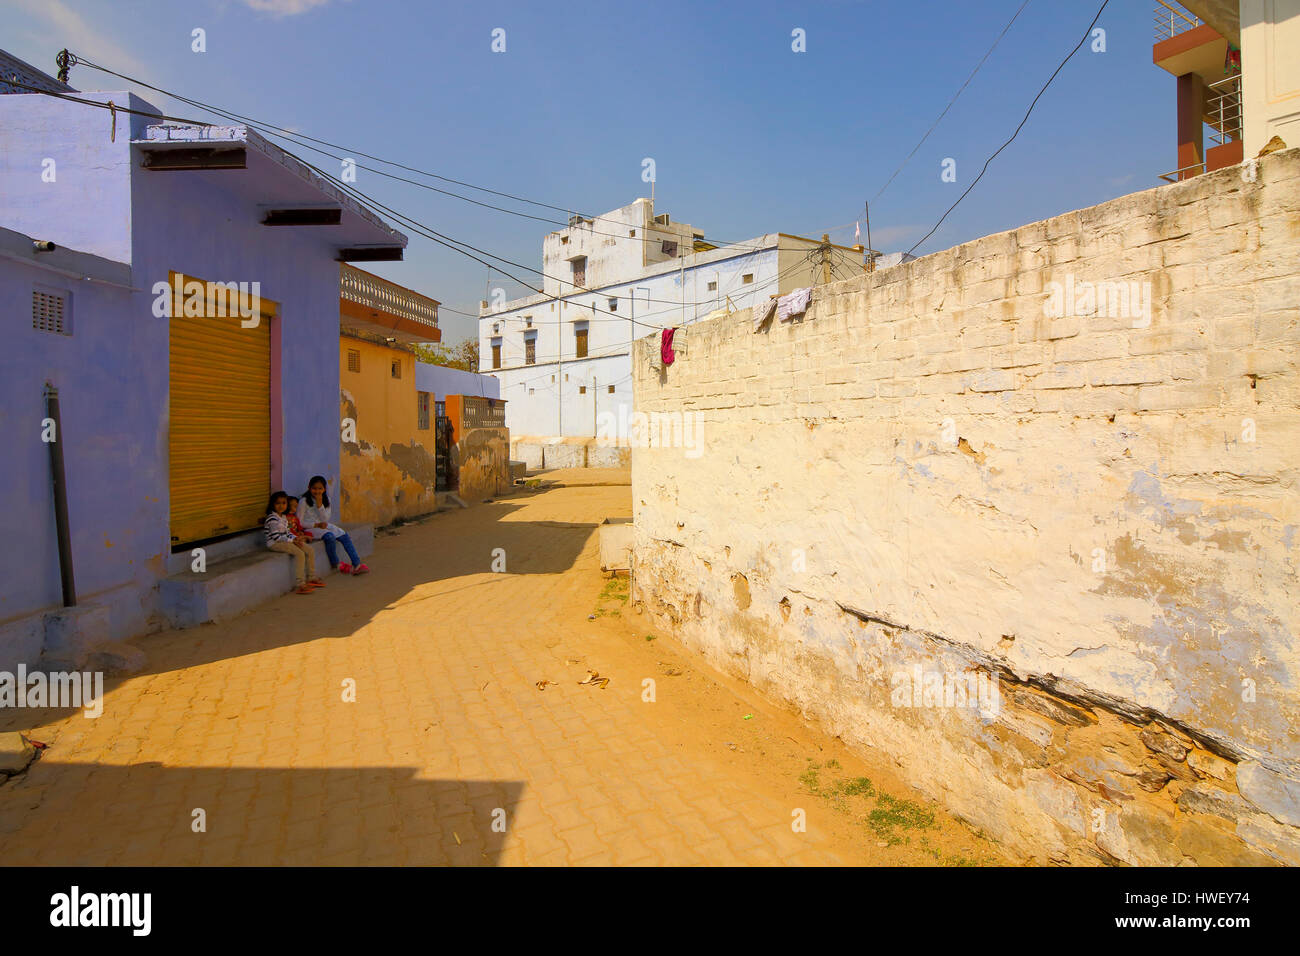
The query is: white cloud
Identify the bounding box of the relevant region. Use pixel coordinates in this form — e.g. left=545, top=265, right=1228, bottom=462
left=241, top=0, right=332, bottom=16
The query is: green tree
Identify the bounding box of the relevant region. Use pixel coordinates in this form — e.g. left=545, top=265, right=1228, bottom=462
left=414, top=337, right=478, bottom=372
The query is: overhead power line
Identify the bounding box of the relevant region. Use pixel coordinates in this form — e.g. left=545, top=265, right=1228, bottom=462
left=17, top=71, right=854, bottom=335
left=63, top=53, right=756, bottom=249
left=872, top=0, right=1033, bottom=205
left=905, top=0, right=1111, bottom=257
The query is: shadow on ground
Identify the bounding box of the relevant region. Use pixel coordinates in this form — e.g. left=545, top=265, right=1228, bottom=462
left=0, top=498, right=600, bottom=704
left=0, top=761, right=524, bottom=865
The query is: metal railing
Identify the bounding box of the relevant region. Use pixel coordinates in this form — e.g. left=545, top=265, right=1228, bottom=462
left=1153, top=0, right=1202, bottom=42
left=1159, top=162, right=1206, bottom=183
left=340, top=263, right=439, bottom=329
left=1206, top=74, right=1243, bottom=146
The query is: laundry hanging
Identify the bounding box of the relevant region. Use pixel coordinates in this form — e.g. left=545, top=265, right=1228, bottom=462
left=777, top=286, right=813, bottom=323
left=661, top=327, right=677, bottom=366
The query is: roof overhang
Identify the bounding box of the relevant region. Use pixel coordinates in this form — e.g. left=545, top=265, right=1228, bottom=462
left=133, top=124, right=407, bottom=260
left=1178, top=0, right=1240, bottom=47
left=1153, top=23, right=1229, bottom=80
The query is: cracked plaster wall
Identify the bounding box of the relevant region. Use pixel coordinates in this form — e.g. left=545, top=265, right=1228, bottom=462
left=631, top=150, right=1300, bottom=864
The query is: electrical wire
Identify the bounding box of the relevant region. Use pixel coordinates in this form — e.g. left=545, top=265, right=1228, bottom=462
left=769, top=0, right=1032, bottom=252
left=64, top=54, right=758, bottom=248
left=905, top=0, right=1111, bottom=256
left=14, top=73, right=851, bottom=347
left=872, top=0, right=1033, bottom=204
left=26, top=64, right=844, bottom=320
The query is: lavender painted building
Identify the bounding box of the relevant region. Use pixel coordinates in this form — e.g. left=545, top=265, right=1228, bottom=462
left=414, top=362, right=501, bottom=403
left=0, top=65, right=407, bottom=668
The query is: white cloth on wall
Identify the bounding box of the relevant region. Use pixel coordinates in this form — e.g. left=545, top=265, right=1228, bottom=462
left=753, top=296, right=777, bottom=331
left=777, top=286, right=813, bottom=323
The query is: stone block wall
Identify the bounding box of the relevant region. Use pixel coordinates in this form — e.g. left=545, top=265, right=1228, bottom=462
left=631, top=149, right=1300, bottom=864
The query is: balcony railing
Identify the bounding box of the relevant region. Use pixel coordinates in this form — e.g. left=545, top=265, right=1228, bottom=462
left=1154, top=0, right=1202, bottom=42
left=340, top=263, right=439, bottom=330
left=1159, top=161, right=1205, bottom=183
left=1206, top=74, right=1242, bottom=146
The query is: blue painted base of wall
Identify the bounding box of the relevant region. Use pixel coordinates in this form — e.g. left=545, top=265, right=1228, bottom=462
left=0, top=586, right=157, bottom=673
left=0, top=525, right=374, bottom=669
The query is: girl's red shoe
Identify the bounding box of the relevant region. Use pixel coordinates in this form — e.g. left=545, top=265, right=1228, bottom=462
left=337, top=563, right=352, bottom=575
left=352, top=564, right=370, bottom=576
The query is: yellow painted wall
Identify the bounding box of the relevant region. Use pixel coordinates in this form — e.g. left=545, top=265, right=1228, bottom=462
left=338, top=336, right=439, bottom=526
left=1242, top=0, right=1300, bottom=157
left=776, top=240, right=867, bottom=294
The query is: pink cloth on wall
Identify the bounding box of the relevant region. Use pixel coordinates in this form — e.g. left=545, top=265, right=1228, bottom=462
left=661, top=327, right=676, bottom=366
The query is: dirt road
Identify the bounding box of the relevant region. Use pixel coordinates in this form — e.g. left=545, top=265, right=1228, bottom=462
left=0, top=468, right=1009, bottom=865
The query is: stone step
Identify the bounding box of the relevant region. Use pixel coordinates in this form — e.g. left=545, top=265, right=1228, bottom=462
left=159, top=524, right=373, bottom=628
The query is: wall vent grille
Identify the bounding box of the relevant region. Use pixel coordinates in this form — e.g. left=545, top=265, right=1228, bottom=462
left=33, top=289, right=70, bottom=335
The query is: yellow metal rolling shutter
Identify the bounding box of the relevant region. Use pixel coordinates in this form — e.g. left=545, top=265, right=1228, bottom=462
left=169, top=274, right=275, bottom=546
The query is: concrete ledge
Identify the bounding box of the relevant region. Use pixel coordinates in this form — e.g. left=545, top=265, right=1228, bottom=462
left=587, top=445, right=631, bottom=468
left=0, top=614, right=46, bottom=673
left=599, top=517, right=633, bottom=571
left=511, top=441, right=544, bottom=471
left=542, top=441, right=587, bottom=470
left=511, top=436, right=630, bottom=470
left=41, top=604, right=113, bottom=667
left=0, top=585, right=156, bottom=672
left=164, top=528, right=262, bottom=575
left=160, top=524, right=373, bottom=628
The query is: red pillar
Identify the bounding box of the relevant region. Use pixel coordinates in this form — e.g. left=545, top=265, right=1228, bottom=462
left=1176, top=72, right=1206, bottom=180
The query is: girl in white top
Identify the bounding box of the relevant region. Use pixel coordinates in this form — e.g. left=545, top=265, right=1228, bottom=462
left=300, top=474, right=370, bottom=575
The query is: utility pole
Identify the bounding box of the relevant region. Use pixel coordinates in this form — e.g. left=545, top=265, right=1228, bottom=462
left=820, top=233, right=832, bottom=285
left=865, top=201, right=876, bottom=273
left=557, top=297, right=563, bottom=437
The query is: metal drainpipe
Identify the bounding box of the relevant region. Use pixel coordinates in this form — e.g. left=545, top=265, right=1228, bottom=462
left=44, top=382, right=77, bottom=607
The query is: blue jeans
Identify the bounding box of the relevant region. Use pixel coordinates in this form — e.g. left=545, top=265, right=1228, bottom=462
left=322, top=532, right=360, bottom=569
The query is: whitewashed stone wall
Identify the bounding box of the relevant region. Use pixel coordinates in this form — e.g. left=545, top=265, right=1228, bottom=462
left=631, top=149, right=1300, bottom=865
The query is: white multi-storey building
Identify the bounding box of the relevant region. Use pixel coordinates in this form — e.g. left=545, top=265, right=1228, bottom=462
left=479, top=198, right=872, bottom=440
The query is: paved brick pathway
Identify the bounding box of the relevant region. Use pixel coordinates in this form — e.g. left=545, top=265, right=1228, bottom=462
left=0, top=470, right=1005, bottom=865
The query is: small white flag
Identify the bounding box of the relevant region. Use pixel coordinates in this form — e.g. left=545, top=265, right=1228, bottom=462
left=854, top=221, right=861, bottom=242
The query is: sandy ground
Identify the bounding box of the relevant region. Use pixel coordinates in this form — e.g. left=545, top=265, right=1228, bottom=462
left=0, top=468, right=1013, bottom=865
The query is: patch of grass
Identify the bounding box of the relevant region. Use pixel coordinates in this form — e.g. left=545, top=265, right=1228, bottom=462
left=866, top=793, right=936, bottom=845
left=818, top=775, right=875, bottom=812
left=798, top=760, right=822, bottom=794
left=592, top=576, right=630, bottom=619
left=644, top=634, right=656, bottom=642
left=837, top=776, right=875, bottom=798
left=598, top=574, right=629, bottom=598
left=824, top=759, right=841, bottom=770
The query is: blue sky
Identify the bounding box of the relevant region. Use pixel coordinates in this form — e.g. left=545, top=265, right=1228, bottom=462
left=6, top=0, right=1173, bottom=344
